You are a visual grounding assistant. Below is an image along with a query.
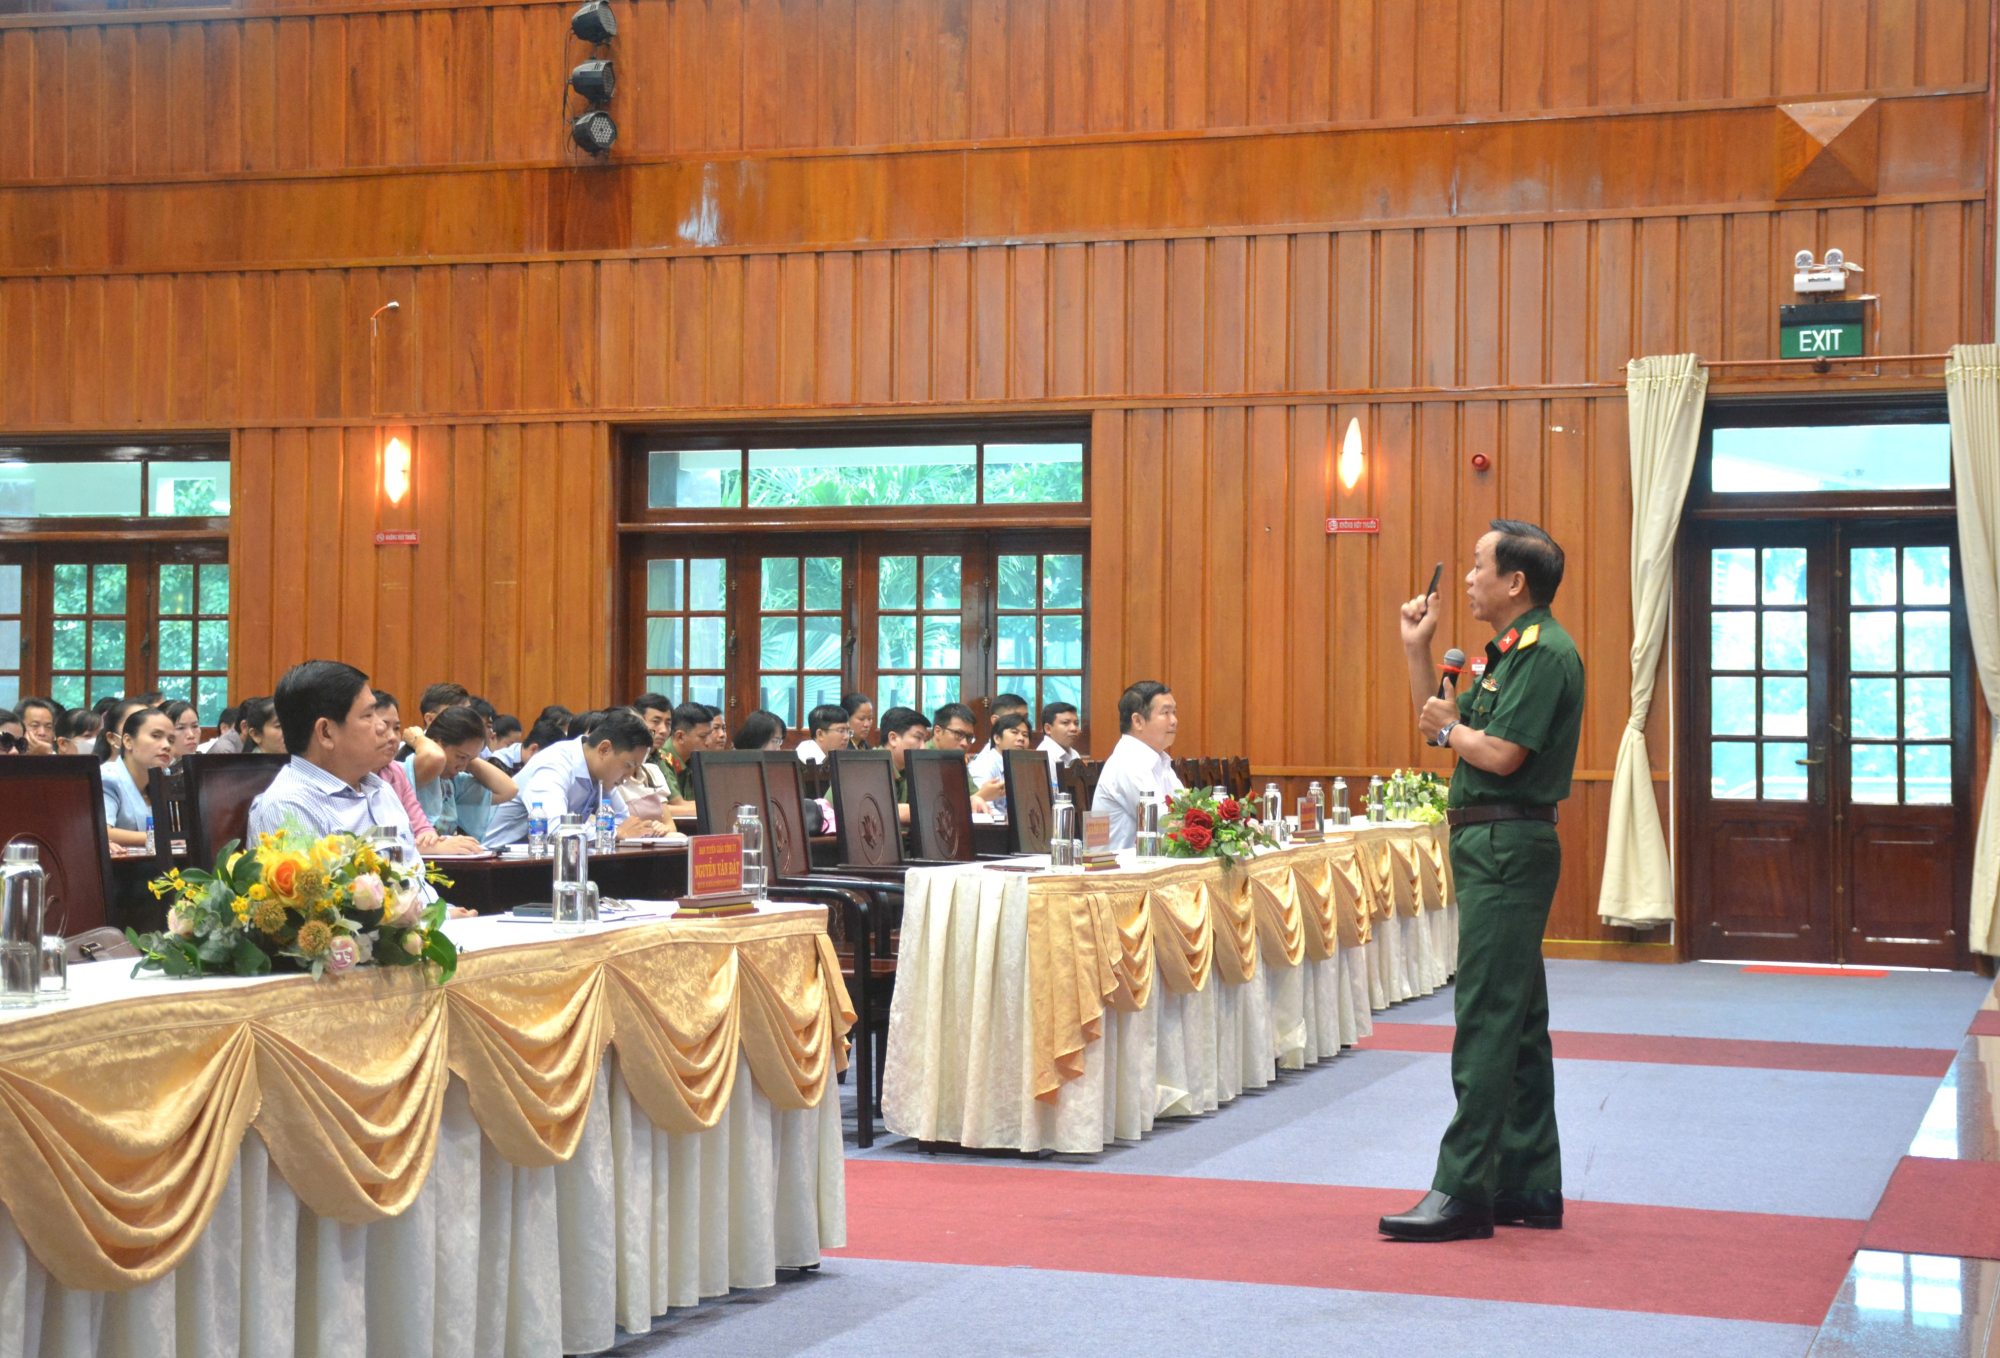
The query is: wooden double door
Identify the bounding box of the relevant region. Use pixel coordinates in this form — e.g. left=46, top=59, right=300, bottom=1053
left=1685, top=519, right=1972, bottom=967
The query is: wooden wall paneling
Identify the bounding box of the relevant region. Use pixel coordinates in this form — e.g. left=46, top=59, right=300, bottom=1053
left=1462, top=225, right=1502, bottom=388
left=482, top=422, right=522, bottom=709
left=445, top=423, right=487, bottom=697
left=1162, top=407, right=1208, bottom=732
left=1204, top=405, right=1248, bottom=755
left=1324, top=401, right=1370, bottom=766
left=1085, top=407, right=1126, bottom=752
left=972, top=243, right=1008, bottom=400
left=1636, top=215, right=1682, bottom=358
left=1243, top=403, right=1288, bottom=761
left=1367, top=401, right=1413, bottom=767
left=739, top=252, right=780, bottom=408
left=1285, top=405, right=1330, bottom=766
left=232, top=429, right=271, bottom=693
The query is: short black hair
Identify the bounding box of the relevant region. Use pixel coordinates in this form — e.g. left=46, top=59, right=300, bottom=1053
left=524, top=716, right=569, bottom=752
left=567, top=710, right=602, bottom=739
left=632, top=692, right=675, bottom=718
left=933, top=702, right=976, bottom=731
left=161, top=698, right=196, bottom=727
left=420, top=682, right=470, bottom=716
left=1488, top=519, right=1566, bottom=605
left=670, top=702, right=711, bottom=734
left=16, top=697, right=55, bottom=723
left=92, top=695, right=123, bottom=718
left=734, top=710, right=786, bottom=749
left=468, top=695, right=496, bottom=723
left=214, top=703, right=240, bottom=730
left=272, top=661, right=373, bottom=757
left=586, top=706, right=652, bottom=754
left=1118, top=681, right=1171, bottom=734
left=238, top=695, right=277, bottom=737
left=1040, top=700, right=1078, bottom=727
left=537, top=704, right=573, bottom=727
left=807, top=704, right=848, bottom=737
left=991, top=693, right=1030, bottom=718
left=990, top=711, right=1030, bottom=741
left=427, top=705, right=488, bottom=748
left=372, top=690, right=400, bottom=714
left=840, top=692, right=873, bottom=715
left=492, top=714, right=523, bottom=741
left=879, top=706, right=929, bottom=739
left=57, top=707, right=100, bottom=742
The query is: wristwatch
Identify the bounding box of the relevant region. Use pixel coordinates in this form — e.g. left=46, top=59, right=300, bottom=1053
left=1433, top=720, right=1459, bottom=749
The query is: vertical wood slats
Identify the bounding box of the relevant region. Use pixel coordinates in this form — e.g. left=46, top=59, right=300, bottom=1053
left=0, top=0, right=1983, bottom=180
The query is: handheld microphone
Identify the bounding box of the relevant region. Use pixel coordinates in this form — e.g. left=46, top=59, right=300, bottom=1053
left=1436, top=648, right=1467, bottom=700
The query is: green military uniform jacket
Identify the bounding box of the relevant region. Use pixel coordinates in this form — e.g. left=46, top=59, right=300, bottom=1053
left=1448, top=605, right=1585, bottom=809
left=653, top=747, right=692, bottom=803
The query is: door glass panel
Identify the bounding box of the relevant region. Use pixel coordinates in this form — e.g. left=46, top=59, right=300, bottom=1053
left=760, top=675, right=799, bottom=726
left=760, top=617, right=799, bottom=668
left=922, top=556, right=961, bottom=609
left=1904, top=745, right=1952, bottom=805
left=1712, top=742, right=1756, bottom=798
left=1711, top=677, right=1756, bottom=735
left=1850, top=745, right=1899, bottom=804
left=922, top=619, right=960, bottom=668
left=1712, top=613, right=1755, bottom=669
left=1711, top=549, right=1756, bottom=605
left=1903, top=679, right=1950, bottom=740
left=1850, top=613, right=1897, bottom=671
left=878, top=616, right=915, bottom=668
left=1761, top=549, right=1807, bottom=605
left=1761, top=743, right=1808, bottom=801
left=761, top=558, right=799, bottom=611
left=0, top=565, right=22, bottom=710
left=1904, top=612, right=1949, bottom=671
left=878, top=556, right=917, bottom=610
left=996, top=614, right=1036, bottom=669
left=1904, top=548, right=1951, bottom=605
left=689, top=616, right=724, bottom=668
left=1850, top=679, right=1898, bottom=740
left=1844, top=545, right=1958, bottom=805
left=1762, top=612, right=1807, bottom=670
left=803, top=557, right=842, bottom=611
left=689, top=558, right=726, bottom=610
left=997, top=556, right=1037, bottom=611
left=758, top=555, right=843, bottom=729
left=803, top=615, right=841, bottom=669
left=1851, top=548, right=1898, bottom=605
left=1761, top=677, right=1806, bottom=735
left=646, top=618, right=681, bottom=670
left=642, top=556, right=729, bottom=715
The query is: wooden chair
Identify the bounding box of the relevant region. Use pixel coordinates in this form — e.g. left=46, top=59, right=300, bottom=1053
left=906, top=750, right=977, bottom=862
left=1227, top=756, right=1252, bottom=798
left=1171, top=757, right=1201, bottom=789
left=687, top=751, right=771, bottom=836
left=828, top=751, right=907, bottom=871
left=1003, top=748, right=1057, bottom=855
left=1198, top=757, right=1226, bottom=790
left=0, top=757, right=114, bottom=936
left=180, top=753, right=288, bottom=867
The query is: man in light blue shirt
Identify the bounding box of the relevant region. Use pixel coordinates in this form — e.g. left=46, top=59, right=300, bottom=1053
left=481, top=708, right=668, bottom=848
left=247, top=661, right=418, bottom=853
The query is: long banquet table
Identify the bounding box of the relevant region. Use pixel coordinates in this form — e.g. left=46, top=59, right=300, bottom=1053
left=0, top=903, right=853, bottom=1358
left=883, top=823, right=1456, bottom=1154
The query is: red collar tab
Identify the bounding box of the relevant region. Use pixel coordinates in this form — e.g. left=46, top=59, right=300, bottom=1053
left=1497, top=628, right=1519, bottom=654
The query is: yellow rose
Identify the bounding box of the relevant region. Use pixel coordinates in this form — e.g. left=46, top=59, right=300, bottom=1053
left=248, top=884, right=269, bottom=901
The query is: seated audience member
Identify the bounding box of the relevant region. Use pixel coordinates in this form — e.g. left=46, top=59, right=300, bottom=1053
left=489, top=714, right=524, bottom=765
left=968, top=693, right=1031, bottom=787
left=17, top=698, right=58, bottom=756
left=402, top=701, right=517, bottom=845
left=653, top=703, right=711, bottom=817
left=796, top=704, right=850, bottom=763
left=632, top=691, right=674, bottom=773
left=609, top=700, right=675, bottom=827
left=197, top=704, right=243, bottom=754
left=567, top=710, right=602, bottom=740
left=841, top=692, right=876, bottom=749
left=976, top=711, right=1035, bottom=813
left=246, top=662, right=419, bottom=849
left=513, top=716, right=568, bottom=769
left=238, top=696, right=284, bottom=755
left=162, top=699, right=203, bottom=762
left=419, top=682, right=472, bottom=724
left=0, top=710, right=23, bottom=754
left=467, top=695, right=498, bottom=749
left=55, top=707, right=100, bottom=757
left=732, top=709, right=787, bottom=750
left=93, top=699, right=148, bottom=763
left=1091, top=681, right=1182, bottom=851
left=926, top=702, right=993, bottom=811
left=704, top=707, right=728, bottom=751
left=480, top=707, right=668, bottom=848
left=879, top=706, right=930, bottom=826
left=1039, top=701, right=1083, bottom=778
left=368, top=691, right=451, bottom=850
left=101, top=706, right=175, bottom=847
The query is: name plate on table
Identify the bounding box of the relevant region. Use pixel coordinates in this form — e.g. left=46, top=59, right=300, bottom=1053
left=1292, top=802, right=1325, bottom=843
left=1080, top=811, right=1120, bottom=871
left=675, top=834, right=758, bottom=917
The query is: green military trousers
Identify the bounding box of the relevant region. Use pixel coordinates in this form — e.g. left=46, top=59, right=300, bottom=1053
left=1432, top=819, right=1563, bottom=1207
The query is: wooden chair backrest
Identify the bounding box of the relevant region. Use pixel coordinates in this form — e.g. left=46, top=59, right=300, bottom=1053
left=0, top=756, right=113, bottom=935
left=828, top=751, right=905, bottom=869
left=688, top=751, right=770, bottom=837
left=181, top=753, right=288, bottom=867
left=757, top=753, right=814, bottom=879
left=1227, top=756, right=1252, bottom=797
left=1003, top=748, right=1056, bottom=855
left=907, top=749, right=975, bottom=862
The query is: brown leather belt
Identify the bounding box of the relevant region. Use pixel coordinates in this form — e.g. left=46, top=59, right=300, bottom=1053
left=1445, top=804, right=1559, bottom=827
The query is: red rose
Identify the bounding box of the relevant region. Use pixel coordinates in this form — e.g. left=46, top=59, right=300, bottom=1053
left=1183, top=807, right=1215, bottom=831
left=1217, top=798, right=1241, bottom=821
left=1183, top=823, right=1214, bottom=851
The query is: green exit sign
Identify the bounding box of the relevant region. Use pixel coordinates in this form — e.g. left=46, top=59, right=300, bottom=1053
left=1779, top=300, right=1865, bottom=359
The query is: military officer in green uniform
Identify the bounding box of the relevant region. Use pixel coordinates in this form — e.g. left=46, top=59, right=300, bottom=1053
left=1380, top=519, right=1584, bottom=1242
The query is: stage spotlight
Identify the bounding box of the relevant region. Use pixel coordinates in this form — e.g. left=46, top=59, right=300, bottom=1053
left=569, top=59, right=615, bottom=103
left=571, top=110, right=618, bottom=154
left=571, top=0, right=616, bottom=43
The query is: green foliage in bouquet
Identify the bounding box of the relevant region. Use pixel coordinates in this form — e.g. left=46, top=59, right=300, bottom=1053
left=1163, top=786, right=1279, bottom=866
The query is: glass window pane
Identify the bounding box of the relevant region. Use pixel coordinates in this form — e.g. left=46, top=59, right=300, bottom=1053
left=196, top=676, right=227, bottom=724
left=688, top=675, right=725, bottom=710
left=996, top=614, right=1036, bottom=670
left=1711, top=677, right=1756, bottom=736
left=1850, top=678, right=1898, bottom=740
left=1851, top=745, right=1899, bottom=804
left=689, top=558, right=726, bottom=612
left=747, top=446, right=976, bottom=506
left=157, top=674, right=191, bottom=701
left=158, top=564, right=194, bottom=616
left=158, top=620, right=193, bottom=672
left=1044, top=614, right=1083, bottom=669
left=93, top=565, right=126, bottom=614
left=1711, top=742, right=1757, bottom=799
left=0, top=677, right=15, bottom=710
left=878, top=557, right=917, bottom=610
left=198, top=564, right=229, bottom=614
left=645, top=617, right=682, bottom=670
left=759, top=675, right=798, bottom=727
left=150, top=462, right=231, bottom=516
left=646, top=450, right=742, bottom=508
left=1710, top=424, right=1951, bottom=493
left=997, top=556, right=1038, bottom=611
left=688, top=616, right=725, bottom=669
left=983, top=443, right=1084, bottom=503
left=51, top=618, right=83, bottom=669
left=1761, top=611, right=1807, bottom=671
left=1761, top=677, right=1806, bottom=736
left=1761, top=549, right=1806, bottom=605
left=1711, top=549, right=1756, bottom=605
left=0, top=565, right=16, bottom=613
left=761, top=558, right=799, bottom=611
left=89, top=675, right=122, bottom=706
left=878, top=616, right=916, bottom=669
left=1905, top=547, right=1951, bottom=605
left=0, top=621, right=17, bottom=668
left=922, top=618, right=960, bottom=668
left=197, top=619, right=228, bottom=672
left=1043, top=554, right=1084, bottom=610
left=91, top=621, right=125, bottom=671
left=922, top=674, right=959, bottom=710
left=760, top=616, right=799, bottom=668
left=803, top=557, right=842, bottom=612
left=643, top=675, right=682, bottom=704
left=1711, top=612, right=1756, bottom=670
left=647, top=559, right=684, bottom=612
left=0, top=461, right=143, bottom=517
left=1851, top=548, right=1898, bottom=605
left=51, top=674, right=83, bottom=708
left=802, top=673, right=843, bottom=711
left=1906, top=745, right=1952, bottom=805
left=1904, top=611, right=1950, bottom=671
left=877, top=675, right=915, bottom=712
left=1849, top=612, right=1897, bottom=672
left=52, top=563, right=86, bottom=614
left=1904, top=678, right=1950, bottom=740
left=1762, top=742, right=1808, bottom=801
left=1042, top=674, right=1082, bottom=707
left=803, top=615, right=842, bottom=670
left=923, top=556, right=962, bottom=609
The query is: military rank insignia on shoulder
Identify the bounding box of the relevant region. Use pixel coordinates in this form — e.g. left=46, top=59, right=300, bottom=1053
left=1481, top=677, right=1499, bottom=691
left=1517, top=624, right=1540, bottom=649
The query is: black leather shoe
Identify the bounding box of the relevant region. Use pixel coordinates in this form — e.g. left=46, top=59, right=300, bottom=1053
left=1377, top=1190, right=1494, bottom=1241
left=1494, top=1189, right=1564, bottom=1229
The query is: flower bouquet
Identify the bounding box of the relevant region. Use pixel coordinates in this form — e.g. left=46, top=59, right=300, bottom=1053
left=1385, top=768, right=1449, bottom=824
left=132, top=828, right=459, bottom=982
left=1163, top=787, right=1278, bottom=866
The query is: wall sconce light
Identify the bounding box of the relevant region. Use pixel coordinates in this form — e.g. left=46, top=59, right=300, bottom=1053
left=383, top=436, right=411, bottom=505
left=1337, top=417, right=1365, bottom=491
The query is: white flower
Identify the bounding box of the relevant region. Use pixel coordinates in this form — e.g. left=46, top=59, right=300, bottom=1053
left=402, top=931, right=424, bottom=955
left=326, top=936, right=359, bottom=974
left=167, top=904, right=196, bottom=938
left=384, top=884, right=424, bottom=929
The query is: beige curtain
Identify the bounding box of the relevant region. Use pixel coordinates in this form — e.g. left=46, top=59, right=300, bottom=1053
left=1948, top=344, right=2000, bottom=955
left=1599, top=354, right=1708, bottom=928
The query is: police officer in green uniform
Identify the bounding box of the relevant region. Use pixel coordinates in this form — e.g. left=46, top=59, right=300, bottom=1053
left=1380, top=519, right=1584, bottom=1242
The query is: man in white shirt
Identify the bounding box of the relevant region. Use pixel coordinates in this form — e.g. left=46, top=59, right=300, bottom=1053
left=966, top=693, right=1031, bottom=789
left=481, top=708, right=667, bottom=848
left=795, top=704, right=850, bottom=764
left=1037, top=700, right=1082, bottom=781
left=246, top=662, right=419, bottom=851
left=1091, top=681, right=1183, bottom=850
